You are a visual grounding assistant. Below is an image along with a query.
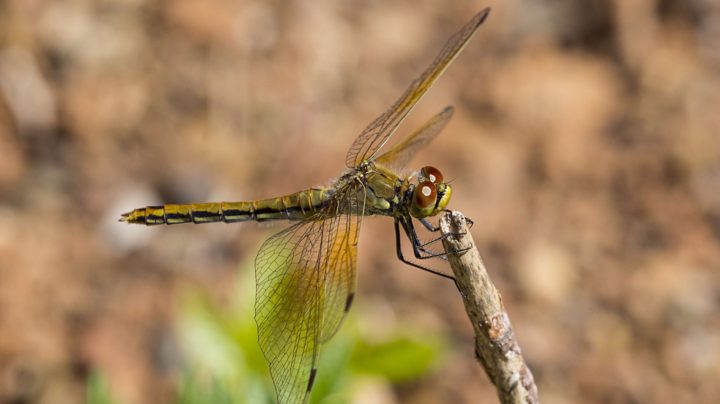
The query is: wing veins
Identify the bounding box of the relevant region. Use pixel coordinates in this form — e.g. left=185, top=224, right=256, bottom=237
left=345, top=8, right=490, bottom=167
left=255, top=182, right=362, bottom=404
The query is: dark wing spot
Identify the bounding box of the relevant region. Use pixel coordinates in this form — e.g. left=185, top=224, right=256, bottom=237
left=307, top=368, right=318, bottom=392
left=344, top=293, right=355, bottom=312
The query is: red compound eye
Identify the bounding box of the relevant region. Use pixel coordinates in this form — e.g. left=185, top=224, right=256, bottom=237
left=413, top=181, right=437, bottom=208
left=420, top=166, right=444, bottom=184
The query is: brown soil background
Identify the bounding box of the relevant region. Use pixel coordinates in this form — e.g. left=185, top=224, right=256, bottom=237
left=1, top=0, right=719, bottom=403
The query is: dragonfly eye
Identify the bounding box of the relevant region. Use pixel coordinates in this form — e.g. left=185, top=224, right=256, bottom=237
left=420, top=166, right=444, bottom=184
left=413, top=181, right=437, bottom=209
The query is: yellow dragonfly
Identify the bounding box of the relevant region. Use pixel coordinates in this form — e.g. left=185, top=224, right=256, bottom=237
left=121, top=7, right=490, bottom=404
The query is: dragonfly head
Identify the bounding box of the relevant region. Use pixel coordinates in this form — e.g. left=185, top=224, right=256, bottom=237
left=410, top=166, right=452, bottom=218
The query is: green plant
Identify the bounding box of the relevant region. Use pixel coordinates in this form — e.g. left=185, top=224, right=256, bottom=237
left=88, top=257, right=447, bottom=403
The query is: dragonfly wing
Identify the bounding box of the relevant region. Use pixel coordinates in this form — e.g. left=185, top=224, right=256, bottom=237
left=255, top=188, right=361, bottom=404
left=345, top=7, right=490, bottom=168
left=374, top=106, right=454, bottom=170
left=317, top=190, right=360, bottom=343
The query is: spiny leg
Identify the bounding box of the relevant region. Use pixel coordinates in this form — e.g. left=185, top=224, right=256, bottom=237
left=416, top=218, right=455, bottom=253
left=405, top=218, right=465, bottom=259
left=421, top=216, right=472, bottom=237
left=394, top=219, right=455, bottom=281
left=404, top=219, right=449, bottom=259
left=416, top=225, right=458, bottom=250
left=420, top=217, right=440, bottom=232
left=419, top=217, right=471, bottom=247
left=395, top=219, right=475, bottom=295
left=404, top=218, right=472, bottom=259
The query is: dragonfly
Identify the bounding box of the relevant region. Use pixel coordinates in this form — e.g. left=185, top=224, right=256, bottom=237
left=121, top=7, right=490, bottom=404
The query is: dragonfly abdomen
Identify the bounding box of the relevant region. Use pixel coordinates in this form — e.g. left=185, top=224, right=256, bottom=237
left=120, top=188, right=328, bottom=225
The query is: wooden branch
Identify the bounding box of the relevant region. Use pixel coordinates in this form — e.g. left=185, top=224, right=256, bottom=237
left=440, top=210, right=539, bottom=404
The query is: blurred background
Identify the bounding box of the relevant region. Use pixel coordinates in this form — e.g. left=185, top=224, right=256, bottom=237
left=1, top=0, right=719, bottom=403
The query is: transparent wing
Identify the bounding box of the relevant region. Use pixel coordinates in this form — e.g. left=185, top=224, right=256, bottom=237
left=374, top=106, right=454, bottom=170
left=318, top=191, right=361, bottom=343
left=345, top=7, right=490, bottom=168
left=254, top=186, right=362, bottom=404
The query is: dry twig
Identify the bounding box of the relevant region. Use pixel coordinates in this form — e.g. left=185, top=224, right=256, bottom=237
left=440, top=210, right=539, bottom=404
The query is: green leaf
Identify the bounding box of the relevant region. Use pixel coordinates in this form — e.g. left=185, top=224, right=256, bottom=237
left=87, top=371, right=118, bottom=404
left=350, top=334, right=444, bottom=383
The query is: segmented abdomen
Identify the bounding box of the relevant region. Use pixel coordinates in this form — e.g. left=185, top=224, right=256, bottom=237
left=120, top=188, right=328, bottom=225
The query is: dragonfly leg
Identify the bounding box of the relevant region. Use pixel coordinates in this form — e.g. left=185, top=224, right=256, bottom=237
left=417, top=218, right=472, bottom=256
left=420, top=217, right=469, bottom=240
left=415, top=224, right=467, bottom=249
left=418, top=233, right=451, bottom=249
left=404, top=219, right=448, bottom=259
left=420, top=218, right=440, bottom=232
left=404, top=218, right=472, bottom=258
left=405, top=218, right=473, bottom=259
left=394, top=219, right=456, bottom=281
